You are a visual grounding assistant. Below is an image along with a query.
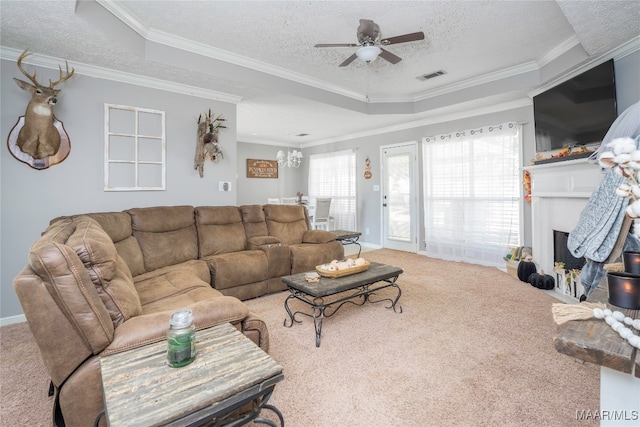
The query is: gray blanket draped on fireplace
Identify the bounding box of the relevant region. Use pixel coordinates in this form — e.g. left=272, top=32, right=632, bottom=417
left=568, top=101, right=640, bottom=296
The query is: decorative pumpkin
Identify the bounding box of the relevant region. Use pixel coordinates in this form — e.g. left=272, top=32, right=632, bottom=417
left=517, top=259, right=537, bottom=282
left=528, top=272, right=555, bottom=290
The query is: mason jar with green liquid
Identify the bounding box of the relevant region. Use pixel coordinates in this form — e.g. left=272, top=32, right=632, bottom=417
left=167, top=309, right=196, bottom=367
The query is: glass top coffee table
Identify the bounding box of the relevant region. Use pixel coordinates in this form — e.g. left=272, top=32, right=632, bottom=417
left=282, top=261, right=403, bottom=347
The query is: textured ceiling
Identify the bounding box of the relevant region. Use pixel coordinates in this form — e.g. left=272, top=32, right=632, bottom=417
left=1, top=0, right=639, bottom=146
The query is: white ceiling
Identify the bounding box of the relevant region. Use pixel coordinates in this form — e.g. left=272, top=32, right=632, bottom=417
left=1, top=0, right=639, bottom=147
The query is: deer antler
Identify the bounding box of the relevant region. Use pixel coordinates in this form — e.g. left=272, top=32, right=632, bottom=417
left=50, top=60, right=75, bottom=88
left=16, top=50, right=40, bottom=86
left=16, top=49, right=74, bottom=88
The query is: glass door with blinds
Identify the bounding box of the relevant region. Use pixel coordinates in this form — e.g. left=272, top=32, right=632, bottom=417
left=381, top=143, right=418, bottom=252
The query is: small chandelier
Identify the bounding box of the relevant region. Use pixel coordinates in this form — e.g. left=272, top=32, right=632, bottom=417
left=277, top=149, right=303, bottom=168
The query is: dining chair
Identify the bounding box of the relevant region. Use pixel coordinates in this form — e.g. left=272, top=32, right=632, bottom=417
left=311, top=197, right=334, bottom=230
left=281, top=197, right=298, bottom=205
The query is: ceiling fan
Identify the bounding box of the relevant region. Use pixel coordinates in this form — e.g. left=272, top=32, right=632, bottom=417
left=315, top=19, right=425, bottom=67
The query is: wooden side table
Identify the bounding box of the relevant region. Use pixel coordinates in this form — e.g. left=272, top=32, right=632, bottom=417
left=98, top=323, right=284, bottom=427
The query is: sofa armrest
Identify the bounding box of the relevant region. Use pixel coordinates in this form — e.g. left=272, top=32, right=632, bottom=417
left=247, top=235, right=281, bottom=250
left=302, top=230, right=336, bottom=244
left=101, top=297, right=249, bottom=356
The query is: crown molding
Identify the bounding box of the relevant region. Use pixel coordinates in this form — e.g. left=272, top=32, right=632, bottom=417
left=529, top=35, right=640, bottom=98
left=408, top=37, right=582, bottom=104
left=301, top=98, right=532, bottom=148
left=91, top=1, right=639, bottom=111
left=537, top=35, right=582, bottom=68
left=0, top=46, right=243, bottom=104
left=96, top=0, right=149, bottom=37
left=97, top=0, right=367, bottom=103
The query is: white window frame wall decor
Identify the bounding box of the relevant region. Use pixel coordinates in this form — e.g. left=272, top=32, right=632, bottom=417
left=104, top=103, right=166, bottom=191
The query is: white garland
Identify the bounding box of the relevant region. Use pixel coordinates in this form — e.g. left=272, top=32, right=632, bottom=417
left=593, top=308, right=640, bottom=349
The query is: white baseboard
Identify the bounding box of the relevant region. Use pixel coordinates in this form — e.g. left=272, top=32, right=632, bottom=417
left=0, top=314, right=26, bottom=326
left=360, top=242, right=382, bottom=251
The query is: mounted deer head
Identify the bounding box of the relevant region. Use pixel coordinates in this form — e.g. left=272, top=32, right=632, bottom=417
left=13, top=50, right=74, bottom=159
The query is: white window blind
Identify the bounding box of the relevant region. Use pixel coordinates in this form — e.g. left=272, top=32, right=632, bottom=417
left=308, top=149, right=356, bottom=230
left=422, top=123, right=521, bottom=267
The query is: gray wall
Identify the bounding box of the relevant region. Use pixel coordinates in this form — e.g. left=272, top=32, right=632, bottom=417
left=293, top=49, right=640, bottom=253
left=1, top=61, right=237, bottom=320
left=300, top=105, right=536, bottom=248
left=236, top=143, right=304, bottom=205
left=2, top=49, right=638, bottom=322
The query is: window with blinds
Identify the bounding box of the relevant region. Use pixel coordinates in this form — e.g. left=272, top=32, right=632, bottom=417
left=422, top=123, right=521, bottom=267
left=308, top=149, right=357, bottom=231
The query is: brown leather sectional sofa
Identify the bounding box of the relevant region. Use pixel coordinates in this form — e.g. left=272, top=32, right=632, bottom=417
left=13, top=204, right=343, bottom=427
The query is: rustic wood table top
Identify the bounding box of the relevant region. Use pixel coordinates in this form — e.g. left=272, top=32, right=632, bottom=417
left=100, top=323, right=283, bottom=427
left=554, top=283, right=640, bottom=378
left=282, top=261, right=403, bottom=298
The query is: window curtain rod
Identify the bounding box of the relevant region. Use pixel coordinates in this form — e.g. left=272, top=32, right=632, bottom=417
left=424, top=122, right=522, bottom=143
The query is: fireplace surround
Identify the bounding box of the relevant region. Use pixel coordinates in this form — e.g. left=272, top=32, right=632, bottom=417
left=525, top=157, right=605, bottom=298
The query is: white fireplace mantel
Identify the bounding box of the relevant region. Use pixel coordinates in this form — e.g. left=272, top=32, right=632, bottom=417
left=524, top=158, right=605, bottom=292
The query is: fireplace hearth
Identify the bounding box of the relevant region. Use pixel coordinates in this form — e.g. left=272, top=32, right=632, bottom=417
left=525, top=158, right=604, bottom=300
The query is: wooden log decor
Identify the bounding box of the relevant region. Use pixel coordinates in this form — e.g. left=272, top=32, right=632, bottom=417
left=247, top=159, right=278, bottom=178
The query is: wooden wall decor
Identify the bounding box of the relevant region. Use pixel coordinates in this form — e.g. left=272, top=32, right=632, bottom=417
left=195, top=110, right=226, bottom=178
left=7, top=50, right=74, bottom=170
left=364, top=156, right=372, bottom=179
left=247, top=159, right=278, bottom=178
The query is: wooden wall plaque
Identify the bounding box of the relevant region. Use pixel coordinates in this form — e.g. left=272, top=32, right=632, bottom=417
left=247, top=159, right=278, bottom=178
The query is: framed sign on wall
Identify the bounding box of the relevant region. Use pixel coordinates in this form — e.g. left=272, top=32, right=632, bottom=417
left=247, top=159, right=278, bottom=178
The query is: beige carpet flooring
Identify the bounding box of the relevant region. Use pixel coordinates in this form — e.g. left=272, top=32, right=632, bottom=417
left=0, top=249, right=598, bottom=426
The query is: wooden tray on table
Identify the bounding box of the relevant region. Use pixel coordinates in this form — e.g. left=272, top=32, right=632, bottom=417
left=315, top=260, right=370, bottom=278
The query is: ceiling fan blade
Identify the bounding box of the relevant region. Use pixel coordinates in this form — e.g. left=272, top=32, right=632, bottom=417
left=381, top=31, right=425, bottom=45
left=315, top=43, right=359, bottom=48
left=358, top=19, right=376, bottom=38
left=379, top=48, right=402, bottom=64
left=338, top=53, right=358, bottom=67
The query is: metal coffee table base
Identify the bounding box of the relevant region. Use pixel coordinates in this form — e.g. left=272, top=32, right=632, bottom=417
left=283, top=276, right=402, bottom=347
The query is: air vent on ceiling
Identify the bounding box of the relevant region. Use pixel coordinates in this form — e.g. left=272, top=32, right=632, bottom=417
left=417, top=70, right=447, bottom=81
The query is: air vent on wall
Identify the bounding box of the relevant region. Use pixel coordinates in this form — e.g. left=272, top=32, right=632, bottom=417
left=417, top=70, right=447, bottom=81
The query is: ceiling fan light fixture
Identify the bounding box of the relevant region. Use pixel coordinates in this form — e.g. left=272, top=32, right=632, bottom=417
left=356, top=46, right=382, bottom=62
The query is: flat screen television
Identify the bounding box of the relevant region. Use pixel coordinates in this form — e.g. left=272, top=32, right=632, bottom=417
left=533, top=59, right=617, bottom=153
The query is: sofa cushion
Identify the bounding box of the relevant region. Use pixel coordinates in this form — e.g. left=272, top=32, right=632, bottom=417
left=27, top=219, right=114, bottom=354
left=290, top=240, right=345, bottom=274
left=67, top=218, right=142, bottom=326
left=303, top=229, right=338, bottom=244
left=263, top=204, right=309, bottom=245
left=247, top=235, right=281, bottom=250
left=135, top=270, right=224, bottom=313
left=128, top=206, right=198, bottom=272
left=203, top=250, right=268, bottom=290
left=240, top=204, right=269, bottom=239
left=195, top=206, right=247, bottom=256
left=87, top=212, right=145, bottom=276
